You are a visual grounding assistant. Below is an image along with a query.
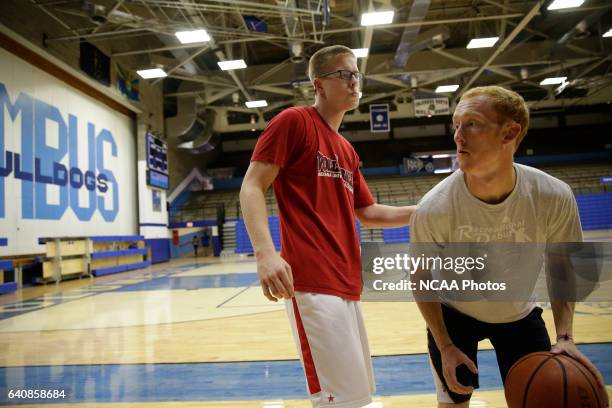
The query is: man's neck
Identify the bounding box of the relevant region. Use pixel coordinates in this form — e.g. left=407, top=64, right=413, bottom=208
left=313, top=102, right=345, bottom=132
left=464, top=162, right=516, bottom=204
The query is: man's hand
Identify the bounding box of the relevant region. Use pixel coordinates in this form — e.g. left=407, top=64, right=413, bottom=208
left=256, top=251, right=294, bottom=302
left=552, top=340, right=609, bottom=407
left=440, top=343, right=479, bottom=395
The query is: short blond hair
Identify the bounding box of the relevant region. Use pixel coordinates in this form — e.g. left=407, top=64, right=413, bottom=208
left=460, top=86, right=530, bottom=148
left=308, top=45, right=355, bottom=82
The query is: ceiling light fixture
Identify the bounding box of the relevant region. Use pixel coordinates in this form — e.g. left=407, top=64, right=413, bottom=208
left=175, top=29, right=210, bottom=44
left=218, top=59, right=247, bottom=70
left=540, top=76, right=567, bottom=85
left=177, top=141, right=194, bottom=149
left=136, top=68, right=167, bottom=79
left=351, top=48, right=369, bottom=58
left=466, top=37, right=499, bottom=49
left=547, top=0, right=584, bottom=10
left=360, top=11, right=394, bottom=26
left=246, top=100, right=267, bottom=108
left=435, top=84, right=459, bottom=93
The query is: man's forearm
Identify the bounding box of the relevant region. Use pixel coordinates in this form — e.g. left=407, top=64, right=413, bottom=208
left=416, top=301, right=453, bottom=349
left=358, top=204, right=414, bottom=228
left=239, top=185, right=276, bottom=258
left=551, top=301, right=575, bottom=338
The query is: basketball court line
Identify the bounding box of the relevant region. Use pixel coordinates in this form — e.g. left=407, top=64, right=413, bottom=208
left=0, top=343, right=609, bottom=405
left=0, top=390, right=548, bottom=408
left=0, top=265, right=210, bottom=321
left=0, top=287, right=285, bottom=332
left=112, top=273, right=260, bottom=292
left=216, top=285, right=258, bottom=309
left=176, top=261, right=258, bottom=277
left=0, top=266, right=274, bottom=331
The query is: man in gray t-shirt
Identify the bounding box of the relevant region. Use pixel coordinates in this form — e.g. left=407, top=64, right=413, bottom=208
left=411, top=86, right=607, bottom=407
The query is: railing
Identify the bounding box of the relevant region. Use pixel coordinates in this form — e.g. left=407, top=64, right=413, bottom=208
left=175, top=167, right=611, bottom=220
left=170, top=203, right=225, bottom=224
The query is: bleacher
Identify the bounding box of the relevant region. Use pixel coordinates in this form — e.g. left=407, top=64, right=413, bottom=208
left=540, top=163, right=611, bottom=194
left=175, top=163, right=612, bottom=223
left=382, top=226, right=411, bottom=244
left=576, top=193, right=612, bottom=230
left=235, top=217, right=281, bottom=254
left=368, top=174, right=444, bottom=205
left=173, top=189, right=279, bottom=222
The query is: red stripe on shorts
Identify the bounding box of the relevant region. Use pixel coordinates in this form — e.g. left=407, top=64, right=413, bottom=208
left=292, top=297, right=321, bottom=395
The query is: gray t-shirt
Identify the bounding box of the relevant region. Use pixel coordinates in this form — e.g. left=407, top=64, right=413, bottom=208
left=411, top=163, right=583, bottom=323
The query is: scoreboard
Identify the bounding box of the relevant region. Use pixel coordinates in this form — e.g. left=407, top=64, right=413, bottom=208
left=146, top=132, right=169, bottom=190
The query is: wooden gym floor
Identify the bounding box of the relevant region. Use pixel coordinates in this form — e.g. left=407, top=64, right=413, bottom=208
left=1, top=231, right=611, bottom=407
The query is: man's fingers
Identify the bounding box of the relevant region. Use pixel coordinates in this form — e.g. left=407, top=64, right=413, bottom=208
left=450, top=381, right=474, bottom=395
left=285, top=263, right=294, bottom=286
left=441, top=347, right=475, bottom=395
left=550, top=345, right=563, bottom=354
left=579, top=357, right=606, bottom=389
left=278, top=269, right=294, bottom=298
left=256, top=256, right=294, bottom=301
left=575, top=357, right=608, bottom=405
left=266, top=278, right=284, bottom=299
left=555, top=346, right=607, bottom=403
left=444, top=367, right=473, bottom=395
left=563, top=348, right=606, bottom=390
left=461, top=356, right=479, bottom=374
left=443, top=368, right=458, bottom=391
left=261, top=282, right=277, bottom=302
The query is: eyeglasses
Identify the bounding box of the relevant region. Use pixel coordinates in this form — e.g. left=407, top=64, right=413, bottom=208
left=318, top=70, right=364, bottom=82
left=451, top=119, right=503, bottom=134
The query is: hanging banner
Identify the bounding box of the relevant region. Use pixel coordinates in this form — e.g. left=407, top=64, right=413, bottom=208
left=369, top=104, right=390, bottom=132
left=414, top=97, right=450, bottom=117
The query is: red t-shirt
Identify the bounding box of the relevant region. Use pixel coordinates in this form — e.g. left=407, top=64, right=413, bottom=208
left=251, top=106, right=374, bottom=300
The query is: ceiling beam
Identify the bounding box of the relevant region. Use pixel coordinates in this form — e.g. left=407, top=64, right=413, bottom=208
left=458, top=1, right=543, bottom=96
left=152, top=45, right=212, bottom=84
left=30, top=0, right=81, bottom=37
left=314, top=13, right=526, bottom=36
left=89, top=0, right=125, bottom=35
left=133, top=0, right=321, bottom=17
left=204, top=87, right=240, bottom=104
left=169, top=74, right=235, bottom=87
left=113, top=43, right=210, bottom=57
left=249, top=85, right=295, bottom=96
left=431, top=48, right=518, bottom=81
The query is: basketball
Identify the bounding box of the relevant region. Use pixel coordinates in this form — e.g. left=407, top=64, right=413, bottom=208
left=505, top=352, right=606, bottom=408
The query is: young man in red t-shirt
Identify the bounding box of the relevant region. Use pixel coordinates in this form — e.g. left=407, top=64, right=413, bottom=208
left=240, top=45, right=414, bottom=407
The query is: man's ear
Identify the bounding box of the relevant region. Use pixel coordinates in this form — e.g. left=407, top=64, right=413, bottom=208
left=313, top=78, right=325, bottom=98
left=502, top=121, right=521, bottom=146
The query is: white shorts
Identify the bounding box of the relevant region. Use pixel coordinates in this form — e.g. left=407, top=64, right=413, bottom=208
left=286, top=292, right=375, bottom=408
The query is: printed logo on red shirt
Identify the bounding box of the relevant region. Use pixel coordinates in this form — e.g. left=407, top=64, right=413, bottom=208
left=317, top=151, right=354, bottom=193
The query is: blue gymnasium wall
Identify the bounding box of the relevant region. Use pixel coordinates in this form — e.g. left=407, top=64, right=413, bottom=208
left=383, top=226, right=411, bottom=243
left=576, top=192, right=612, bottom=230
left=235, top=217, right=280, bottom=254
left=233, top=192, right=612, bottom=251
left=145, top=238, right=170, bottom=263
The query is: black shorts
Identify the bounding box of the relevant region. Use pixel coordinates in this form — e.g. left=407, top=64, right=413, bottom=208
left=428, top=304, right=551, bottom=404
